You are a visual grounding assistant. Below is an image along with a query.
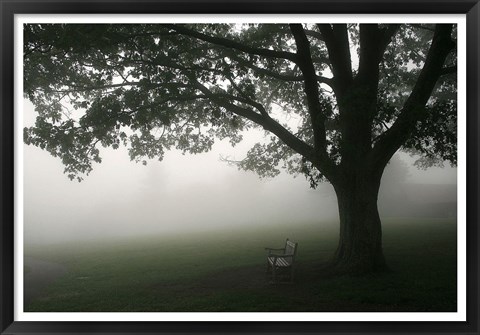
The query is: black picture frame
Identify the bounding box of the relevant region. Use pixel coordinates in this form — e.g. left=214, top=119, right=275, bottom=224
left=1, top=0, right=479, bottom=334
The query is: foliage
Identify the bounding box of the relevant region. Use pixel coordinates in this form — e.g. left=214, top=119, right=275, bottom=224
left=24, top=23, right=456, bottom=183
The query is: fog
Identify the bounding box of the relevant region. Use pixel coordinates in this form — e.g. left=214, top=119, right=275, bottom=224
left=23, top=101, right=457, bottom=245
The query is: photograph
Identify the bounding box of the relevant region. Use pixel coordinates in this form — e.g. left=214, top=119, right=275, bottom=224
left=22, top=20, right=460, bottom=314
left=1, top=1, right=479, bottom=334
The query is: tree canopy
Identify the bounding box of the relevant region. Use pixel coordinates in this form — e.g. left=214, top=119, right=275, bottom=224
left=24, top=23, right=456, bottom=185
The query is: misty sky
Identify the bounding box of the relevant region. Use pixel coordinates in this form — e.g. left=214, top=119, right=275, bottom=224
left=23, top=100, right=457, bottom=245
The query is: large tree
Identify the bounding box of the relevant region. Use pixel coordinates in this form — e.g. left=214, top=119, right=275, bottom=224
left=24, top=23, right=457, bottom=274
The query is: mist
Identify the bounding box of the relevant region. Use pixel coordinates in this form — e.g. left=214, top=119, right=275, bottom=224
left=23, top=101, right=457, bottom=245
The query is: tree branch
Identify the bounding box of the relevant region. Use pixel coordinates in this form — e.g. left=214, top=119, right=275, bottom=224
left=317, top=24, right=353, bottom=96
left=409, top=24, right=436, bottom=32
left=357, top=24, right=399, bottom=82
left=189, top=78, right=330, bottom=176
left=303, top=29, right=324, bottom=41
left=231, top=52, right=333, bottom=87
left=356, top=26, right=379, bottom=78
left=440, top=65, right=457, bottom=76
left=288, top=24, right=338, bottom=181
left=229, top=53, right=333, bottom=86
left=228, top=54, right=304, bottom=81
left=289, top=24, right=328, bottom=152
left=379, top=24, right=400, bottom=55
left=369, top=24, right=455, bottom=171
left=165, top=24, right=298, bottom=63
left=43, top=81, right=189, bottom=94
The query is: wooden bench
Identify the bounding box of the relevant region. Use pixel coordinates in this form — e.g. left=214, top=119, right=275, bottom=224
left=265, top=239, right=298, bottom=284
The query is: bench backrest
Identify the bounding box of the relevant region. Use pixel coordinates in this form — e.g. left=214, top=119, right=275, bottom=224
left=285, top=239, right=298, bottom=257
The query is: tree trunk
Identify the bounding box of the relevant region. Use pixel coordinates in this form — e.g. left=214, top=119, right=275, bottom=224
left=330, top=174, right=388, bottom=275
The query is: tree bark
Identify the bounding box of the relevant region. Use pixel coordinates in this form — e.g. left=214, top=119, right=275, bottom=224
left=330, top=172, right=387, bottom=274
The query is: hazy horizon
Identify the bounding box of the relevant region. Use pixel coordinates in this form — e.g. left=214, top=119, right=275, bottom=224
left=23, top=100, right=457, bottom=245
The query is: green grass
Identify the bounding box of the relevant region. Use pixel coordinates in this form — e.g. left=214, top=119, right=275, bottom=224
left=24, top=218, right=457, bottom=312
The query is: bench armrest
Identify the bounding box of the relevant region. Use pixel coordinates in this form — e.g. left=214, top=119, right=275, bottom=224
left=265, top=247, right=285, bottom=256
left=272, top=253, right=294, bottom=258
left=265, top=247, right=285, bottom=251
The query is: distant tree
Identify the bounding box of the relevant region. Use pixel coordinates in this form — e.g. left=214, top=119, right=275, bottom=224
left=24, top=23, right=457, bottom=274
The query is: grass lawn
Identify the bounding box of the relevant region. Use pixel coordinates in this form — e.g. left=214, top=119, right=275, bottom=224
left=24, top=218, right=457, bottom=312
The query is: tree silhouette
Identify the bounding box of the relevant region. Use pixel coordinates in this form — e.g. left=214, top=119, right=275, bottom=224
left=24, top=23, right=457, bottom=274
